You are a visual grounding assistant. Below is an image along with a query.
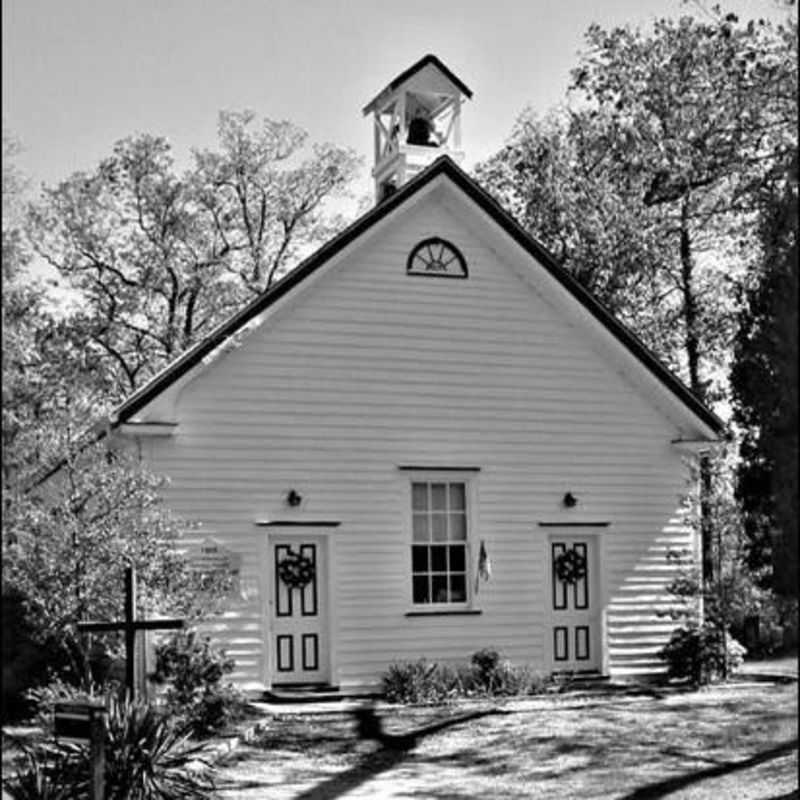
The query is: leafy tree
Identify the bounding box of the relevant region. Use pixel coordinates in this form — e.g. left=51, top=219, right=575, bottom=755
left=3, top=128, right=29, bottom=228
left=658, top=453, right=776, bottom=681
left=2, top=215, right=109, bottom=499
left=474, top=110, right=685, bottom=372
left=2, top=131, right=100, bottom=495
left=569, top=10, right=796, bottom=399
left=479, top=11, right=796, bottom=402
left=29, top=111, right=360, bottom=398
left=476, top=10, right=797, bottom=580
left=3, top=134, right=227, bottom=693
left=731, top=153, right=798, bottom=598
left=3, top=425, right=229, bottom=689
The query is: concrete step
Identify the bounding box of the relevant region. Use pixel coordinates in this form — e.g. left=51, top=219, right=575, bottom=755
left=263, top=684, right=344, bottom=703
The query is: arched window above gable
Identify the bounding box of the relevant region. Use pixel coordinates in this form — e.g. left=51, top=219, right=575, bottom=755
left=406, top=237, right=468, bottom=279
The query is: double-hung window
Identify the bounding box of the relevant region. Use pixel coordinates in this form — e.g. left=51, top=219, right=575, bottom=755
left=411, top=480, right=469, bottom=605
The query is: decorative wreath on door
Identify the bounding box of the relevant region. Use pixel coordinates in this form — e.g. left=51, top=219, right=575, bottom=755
left=554, top=550, right=587, bottom=584
left=278, top=552, right=315, bottom=589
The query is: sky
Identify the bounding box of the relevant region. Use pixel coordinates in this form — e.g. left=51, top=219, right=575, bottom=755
left=3, top=0, right=792, bottom=206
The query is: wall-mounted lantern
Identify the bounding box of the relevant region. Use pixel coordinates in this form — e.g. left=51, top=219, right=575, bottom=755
left=563, top=492, right=577, bottom=508
left=286, top=489, right=303, bottom=507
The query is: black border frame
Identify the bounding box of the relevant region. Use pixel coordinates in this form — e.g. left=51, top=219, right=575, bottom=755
left=302, top=634, right=319, bottom=671
left=275, top=545, right=292, bottom=617
left=573, top=543, right=589, bottom=610
left=300, top=544, right=318, bottom=617
left=554, top=627, right=569, bottom=661
left=276, top=635, right=294, bottom=672
left=552, top=542, right=568, bottom=610
left=575, top=626, right=590, bottom=661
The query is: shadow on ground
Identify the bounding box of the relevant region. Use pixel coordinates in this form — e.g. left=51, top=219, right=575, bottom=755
left=294, top=709, right=507, bottom=800
left=215, top=707, right=507, bottom=799
left=619, top=739, right=798, bottom=799
left=214, top=684, right=798, bottom=799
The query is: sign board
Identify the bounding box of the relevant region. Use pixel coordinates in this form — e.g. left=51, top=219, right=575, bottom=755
left=189, top=537, right=242, bottom=596
left=54, top=701, right=107, bottom=743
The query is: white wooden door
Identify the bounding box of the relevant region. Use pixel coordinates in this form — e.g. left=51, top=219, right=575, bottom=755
left=548, top=535, right=601, bottom=672
left=270, top=536, right=329, bottom=685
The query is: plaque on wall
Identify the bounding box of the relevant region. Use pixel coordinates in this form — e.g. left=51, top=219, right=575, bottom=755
left=188, top=537, right=242, bottom=597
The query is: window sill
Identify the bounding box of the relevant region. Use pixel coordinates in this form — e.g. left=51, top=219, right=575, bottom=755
left=405, top=609, right=483, bottom=617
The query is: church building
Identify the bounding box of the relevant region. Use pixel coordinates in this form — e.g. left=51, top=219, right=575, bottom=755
left=108, top=55, right=722, bottom=693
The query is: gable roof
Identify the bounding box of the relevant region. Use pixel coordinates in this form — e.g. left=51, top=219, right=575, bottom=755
left=362, top=54, right=473, bottom=115
left=111, top=155, right=723, bottom=435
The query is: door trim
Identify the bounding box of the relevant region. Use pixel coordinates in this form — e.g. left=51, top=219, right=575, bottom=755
left=263, top=527, right=336, bottom=688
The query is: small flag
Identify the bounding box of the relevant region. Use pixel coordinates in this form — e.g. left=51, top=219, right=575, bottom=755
left=475, top=539, right=491, bottom=594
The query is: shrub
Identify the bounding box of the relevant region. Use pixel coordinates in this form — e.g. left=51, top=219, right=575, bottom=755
left=658, top=622, right=747, bottom=684
left=2, top=698, right=215, bottom=800
left=468, top=649, right=548, bottom=696
left=153, top=631, right=246, bottom=737
left=382, top=651, right=550, bottom=704
left=381, top=658, right=463, bottom=704
left=490, top=661, right=547, bottom=696
left=470, top=648, right=501, bottom=691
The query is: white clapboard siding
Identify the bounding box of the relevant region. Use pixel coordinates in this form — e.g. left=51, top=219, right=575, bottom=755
left=137, top=195, right=700, bottom=689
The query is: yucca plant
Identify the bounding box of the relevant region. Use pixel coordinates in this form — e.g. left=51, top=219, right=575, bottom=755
left=2, top=739, right=88, bottom=799
left=3, top=697, right=215, bottom=800
left=103, top=695, right=215, bottom=799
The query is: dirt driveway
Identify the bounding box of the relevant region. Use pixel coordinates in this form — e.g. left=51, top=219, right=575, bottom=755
left=214, top=681, right=798, bottom=799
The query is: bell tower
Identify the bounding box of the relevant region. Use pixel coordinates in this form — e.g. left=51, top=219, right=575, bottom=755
left=363, top=55, right=472, bottom=203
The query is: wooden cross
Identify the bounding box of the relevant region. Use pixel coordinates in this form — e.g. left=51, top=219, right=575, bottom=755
left=77, top=566, right=184, bottom=700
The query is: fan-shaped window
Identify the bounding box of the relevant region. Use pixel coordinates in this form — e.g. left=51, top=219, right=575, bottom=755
left=407, top=237, right=467, bottom=279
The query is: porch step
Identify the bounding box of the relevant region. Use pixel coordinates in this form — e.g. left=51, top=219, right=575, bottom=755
left=263, top=684, right=343, bottom=703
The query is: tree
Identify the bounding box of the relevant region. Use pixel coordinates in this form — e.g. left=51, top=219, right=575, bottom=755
left=29, top=112, right=360, bottom=399
left=2, top=131, right=102, bottom=496
left=476, top=10, right=797, bottom=580
left=731, top=153, right=798, bottom=598
left=474, top=110, right=685, bottom=372
left=569, top=11, right=796, bottom=400
left=2, top=134, right=228, bottom=695
left=3, top=429, right=228, bottom=689
left=193, top=111, right=360, bottom=293
left=3, top=128, right=29, bottom=227
left=479, top=12, right=796, bottom=403
left=658, top=452, right=778, bottom=681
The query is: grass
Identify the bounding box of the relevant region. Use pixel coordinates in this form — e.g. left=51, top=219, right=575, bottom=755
left=213, top=682, right=798, bottom=799
left=4, top=681, right=796, bottom=798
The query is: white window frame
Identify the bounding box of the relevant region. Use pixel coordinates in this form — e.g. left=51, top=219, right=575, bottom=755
left=403, top=469, right=479, bottom=612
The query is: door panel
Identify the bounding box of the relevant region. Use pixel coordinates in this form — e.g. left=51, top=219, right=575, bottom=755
left=270, top=537, right=329, bottom=684
left=548, top=536, right=601, bottom=671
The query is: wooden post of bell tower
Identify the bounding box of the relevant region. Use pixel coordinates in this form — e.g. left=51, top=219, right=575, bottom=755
left=363, top=54, right=473, bottom=203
